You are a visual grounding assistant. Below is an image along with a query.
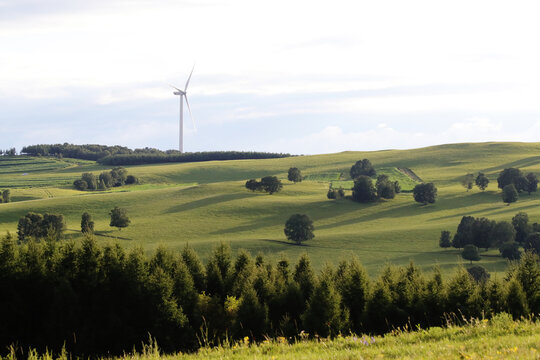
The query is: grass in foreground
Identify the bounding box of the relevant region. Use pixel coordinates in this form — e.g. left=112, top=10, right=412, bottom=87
left=7, top=314, right=538, bottom=360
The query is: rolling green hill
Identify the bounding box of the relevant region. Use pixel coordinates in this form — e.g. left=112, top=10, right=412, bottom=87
left=1, top=141, right=540, bottom=275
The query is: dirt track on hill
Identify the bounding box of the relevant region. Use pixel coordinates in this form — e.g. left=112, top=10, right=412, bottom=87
left=397, top=167, right=423, bottom=182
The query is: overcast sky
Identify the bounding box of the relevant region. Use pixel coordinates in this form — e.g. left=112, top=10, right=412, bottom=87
left=1, top=0, right=540, bottom=154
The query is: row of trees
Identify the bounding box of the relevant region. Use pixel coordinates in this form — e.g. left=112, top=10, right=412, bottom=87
left=22, top=143, right=133, bottom=160
left=351, top=175, right=401, bottom=202
left=20, top=144, right=292, bottom=164
left=0, top=189, right=11, bottom=203
left=16, top=208, right=131, bottom=243
left=440, top=212, right=540, bottom=260
left=73, top=167, right=138, bottom=191
left=0, top=237, right=537, bottom=357
left=99, top=152, right=292, bottom=166
left=0, top=148, right=17, bottom=156
left=462, top=172, right=489, bottom=191
left=17, top=212, right=66, bottom=242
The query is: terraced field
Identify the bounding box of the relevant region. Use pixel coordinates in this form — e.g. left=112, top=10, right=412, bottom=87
left=1, top=142, right=540, bottom=275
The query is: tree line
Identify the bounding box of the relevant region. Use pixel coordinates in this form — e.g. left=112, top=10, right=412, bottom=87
left=73, top=167, right=138, bottom=191
left=440, top=211, right=540, bottom=260
left=0, top=237, right=537, bottom=358
left=20, top=144, right=292, bottom=164
left=98, top=151, right=292, bottom=166
left=0, top=148, right=17, bottom=156
left=328, top=159, right=437, bottom=205
left=21, top=144, right=133, bottom=160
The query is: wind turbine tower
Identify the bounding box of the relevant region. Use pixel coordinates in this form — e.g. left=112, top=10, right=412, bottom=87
left=172, top=66, right=195, bottom=153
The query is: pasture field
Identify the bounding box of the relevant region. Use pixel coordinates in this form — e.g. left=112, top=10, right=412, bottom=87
left=1, top=142, right=540, bottom=275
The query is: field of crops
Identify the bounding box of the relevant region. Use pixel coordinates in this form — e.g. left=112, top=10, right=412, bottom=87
left=1, top=142, right=540, bottom=275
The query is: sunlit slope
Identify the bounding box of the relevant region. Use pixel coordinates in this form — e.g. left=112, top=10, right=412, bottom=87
left=1, top=142, right=540, bottom=274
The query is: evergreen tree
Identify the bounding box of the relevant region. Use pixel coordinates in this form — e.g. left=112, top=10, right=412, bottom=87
left=505, top=278, right=529, bottom=319
left=302, top=266, right=346, bottom=337
left=181, top=245, right=206, bottom=292
left=236, top=287, right=268, bottom=339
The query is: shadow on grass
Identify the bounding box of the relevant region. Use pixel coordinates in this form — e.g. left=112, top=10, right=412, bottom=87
left=482, top=156, right=540, bottom=173
left=163, top=192, right=253, bottom=214
left=93, top=231, right=132, bottom=241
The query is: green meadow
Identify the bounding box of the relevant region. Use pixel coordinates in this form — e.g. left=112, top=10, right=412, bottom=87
left=1, top=142, right=540, bottom=275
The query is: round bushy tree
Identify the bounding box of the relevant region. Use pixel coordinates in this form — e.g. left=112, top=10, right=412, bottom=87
left=73, top=179, right=88, bottom=191
left=260, top=176, right=283, bottom=194
left=350, top=159, right=376, bottom=179
left=502, top=184, right=518, bottom=205
left=287, top=167, right=302, bottom=183
left=109, top=206, right=131, bottom=230
left=413, top=183, right=437, bottom=205
left=475, top=172, right=489, bottom=191
left=284, top=214, right=314, bottom=245
left=462, top=244, right=480, bottom=264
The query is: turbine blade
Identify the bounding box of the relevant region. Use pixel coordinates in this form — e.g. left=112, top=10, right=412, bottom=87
left=184, top=65, right=195, bottom=91
left=184, top=95, right=196, bottom=131
left=169, top=84, right=182, bottom=92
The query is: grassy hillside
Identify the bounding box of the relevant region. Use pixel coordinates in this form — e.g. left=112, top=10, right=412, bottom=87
left=1, top=142, right=540, bottom=274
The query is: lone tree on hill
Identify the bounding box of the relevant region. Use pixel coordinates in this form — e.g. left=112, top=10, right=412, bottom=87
left=462, top=173, right=474, bottom=191
left=413, top=183, right=437, bottom=205
left=502, top=184, right=518, bottom=205
left=260, top=176, right=283, bottom=194
left=350, top=159, right=376, bottom=179
left=284, top=214, right=314, bottom=245
left=288, top=167, right=303, bottom=183
left=81, top=212, right=95, bottom=234
left=351, top=175, right=377, bottom=203
left=461, top=244, right=481, bottom=264
left=109, top=206, right=130, bottom=231
left=475, top=172, right=489, bottom=191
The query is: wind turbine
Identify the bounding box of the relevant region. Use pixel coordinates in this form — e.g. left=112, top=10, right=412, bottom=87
left=171, top=66, right=195, bottom=153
